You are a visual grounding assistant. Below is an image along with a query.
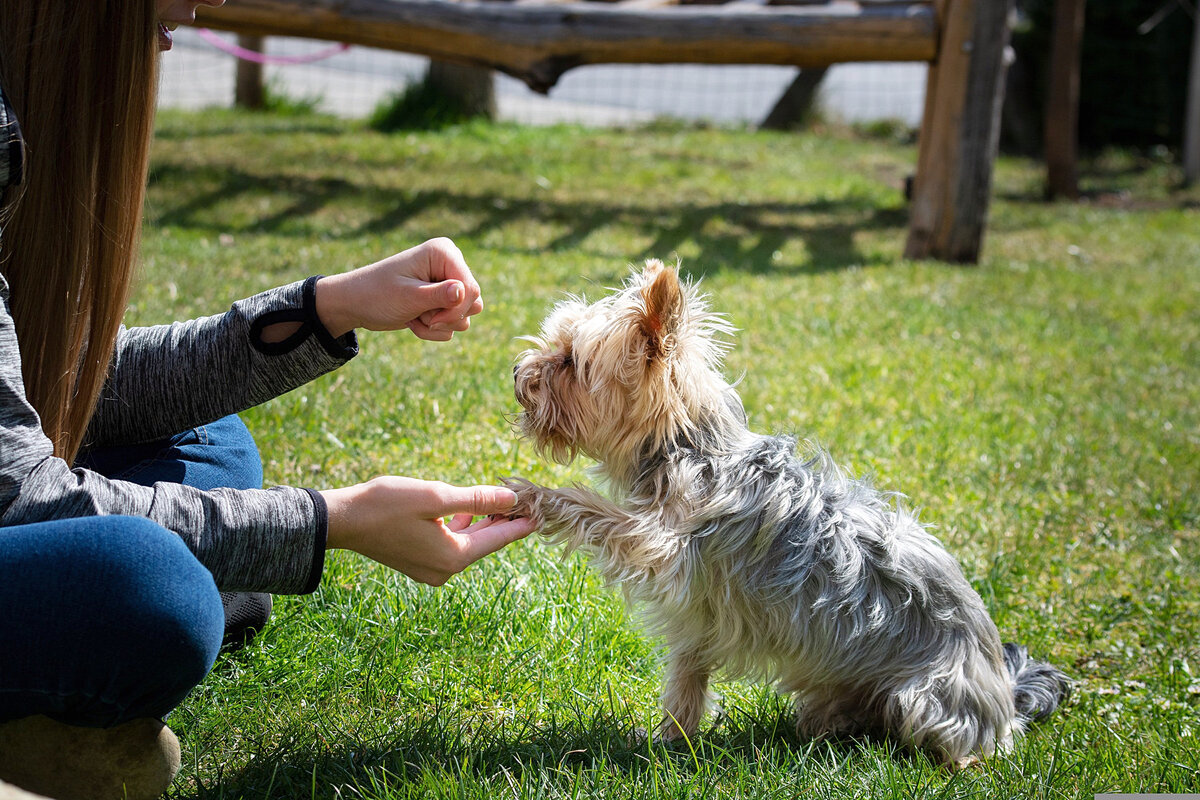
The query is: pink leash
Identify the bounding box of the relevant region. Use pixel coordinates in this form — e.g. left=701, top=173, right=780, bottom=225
left=195, top=28, right=350, bottom=65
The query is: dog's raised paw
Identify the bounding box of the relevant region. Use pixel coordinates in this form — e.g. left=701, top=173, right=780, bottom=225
left=500, top=476, right=544, bottom=524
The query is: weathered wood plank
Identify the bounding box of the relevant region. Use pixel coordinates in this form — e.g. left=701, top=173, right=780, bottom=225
left=197, top=0, right=936, bottom=92
left=904, top=0, right=1012, bottom=263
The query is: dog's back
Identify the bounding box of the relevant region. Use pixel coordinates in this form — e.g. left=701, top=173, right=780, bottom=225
left=633, top=431, right=1063, bottom=764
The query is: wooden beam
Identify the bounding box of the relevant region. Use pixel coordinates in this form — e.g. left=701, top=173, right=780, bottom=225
left=197, top=0, right=936, bottom=92
left=766, top=0, right=931, bottom=5
left=904, top=0, right=1013, bottom=263
left=614, top=0, right=682, bottom=9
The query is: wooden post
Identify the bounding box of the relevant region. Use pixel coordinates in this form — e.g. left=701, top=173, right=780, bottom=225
left=1043, top=0, right=1086, bottom=200
left=234, top=34, right=266, bottom=110
left=1184, top=0, right=1200, bottom=185
left=427, top=61, right=496, bottom=119
left=760, top=67, right=828, bottom=130
left=904, top=0, right=1014, bottom=263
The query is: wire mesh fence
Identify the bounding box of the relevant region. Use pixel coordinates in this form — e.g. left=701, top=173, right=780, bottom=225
left=159, top=27, right=927, bottom=128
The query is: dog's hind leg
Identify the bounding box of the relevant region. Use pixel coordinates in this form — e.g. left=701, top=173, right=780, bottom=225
left=793, top=689, right=874, bottom=744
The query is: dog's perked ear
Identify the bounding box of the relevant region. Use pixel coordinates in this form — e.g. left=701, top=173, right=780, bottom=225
left=638, top=259, right=683, bottom=360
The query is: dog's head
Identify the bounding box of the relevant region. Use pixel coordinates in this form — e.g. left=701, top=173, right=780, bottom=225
left=514, top=260, right=734, bottom=476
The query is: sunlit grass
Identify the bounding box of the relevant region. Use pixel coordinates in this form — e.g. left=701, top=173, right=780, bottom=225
left=140, top=109, right=1200, bottom=798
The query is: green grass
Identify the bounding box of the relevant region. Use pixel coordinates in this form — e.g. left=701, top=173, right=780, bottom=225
left=140, top=109, right=1200, bottom=798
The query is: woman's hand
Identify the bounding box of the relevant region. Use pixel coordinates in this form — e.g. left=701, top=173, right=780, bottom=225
left=321, top=477, right=537, bottom=586
left=315, top=237, right=484, bottom=342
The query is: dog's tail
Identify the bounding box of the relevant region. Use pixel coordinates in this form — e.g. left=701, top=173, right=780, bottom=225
left=1002, top=642, right=1072, bottom=724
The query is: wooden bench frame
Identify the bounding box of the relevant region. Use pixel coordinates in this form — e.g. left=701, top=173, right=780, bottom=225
left=198, top=0, right=1014, bottom=263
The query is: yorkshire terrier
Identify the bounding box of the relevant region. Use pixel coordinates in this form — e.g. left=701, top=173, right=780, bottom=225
left=507, top=260, right=1070, bottom=767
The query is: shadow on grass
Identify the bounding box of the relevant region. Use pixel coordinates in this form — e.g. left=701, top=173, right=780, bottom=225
left=993, top=187, right=1200, bottom=212
left=179, top=706, right=922, bottom=799
left=147, top=163, right=910, bottom=276
left=992, top=157, right=1200, bottom=211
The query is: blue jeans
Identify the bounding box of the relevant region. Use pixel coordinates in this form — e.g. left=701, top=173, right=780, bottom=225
left=0, top=416, right=262, bottom=727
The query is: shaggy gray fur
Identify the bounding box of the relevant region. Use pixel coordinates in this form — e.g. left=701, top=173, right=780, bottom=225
left=509, top=260, right=1071, bottom=766
left=1003, top=643, right=1073, bottom=722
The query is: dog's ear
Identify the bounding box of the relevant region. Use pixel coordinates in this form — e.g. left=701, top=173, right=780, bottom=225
left=639, top=259, right=683, bottom=360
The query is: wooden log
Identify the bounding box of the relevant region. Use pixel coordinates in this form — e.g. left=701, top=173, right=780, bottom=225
left=766, top=0, right=931, bottom=5
left=196, top=0, right=936, bottom=92
left=904, top=0, right=1013, bottom=263
left=614, top=0, right=682, bottom=9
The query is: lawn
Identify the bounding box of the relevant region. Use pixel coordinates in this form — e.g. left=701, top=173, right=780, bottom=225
left=139, top=109, right=1200, bottom=798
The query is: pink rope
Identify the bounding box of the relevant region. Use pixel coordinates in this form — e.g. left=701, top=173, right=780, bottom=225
left=195, top=28, right=350, bottom=65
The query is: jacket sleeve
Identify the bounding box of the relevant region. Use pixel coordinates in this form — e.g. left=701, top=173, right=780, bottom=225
left=84, top=276, right=358, bottom=448
left=0, top=276, right=329, bottom=594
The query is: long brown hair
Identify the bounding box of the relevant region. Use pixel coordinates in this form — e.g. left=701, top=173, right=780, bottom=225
left=0, top=0, right=159, bottom=463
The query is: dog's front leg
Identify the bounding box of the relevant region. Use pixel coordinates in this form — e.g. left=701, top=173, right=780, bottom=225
left=503, top=478, right=679, bottom=582
left=657, top=645, right=714, bottom=742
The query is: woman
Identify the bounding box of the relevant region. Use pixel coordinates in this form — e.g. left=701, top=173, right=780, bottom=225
left=0, top=1, right=536, bottom=798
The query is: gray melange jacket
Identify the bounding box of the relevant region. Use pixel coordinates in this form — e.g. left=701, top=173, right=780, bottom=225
left=0, top=272, right=358, bottom=594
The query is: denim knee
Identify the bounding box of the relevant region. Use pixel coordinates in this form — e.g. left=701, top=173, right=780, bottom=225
left=74, top=414, right=264, bottom=491
left=197, top=414, right=264, bottom=490
left=0, top=516, right=224, bottom=726
left=105, top=517, right=225, bottom=715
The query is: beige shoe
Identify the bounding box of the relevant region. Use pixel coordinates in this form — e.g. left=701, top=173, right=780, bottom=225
left=0, top=779, right=53, bottom=800
left=0, top=716, right=180, bottom=800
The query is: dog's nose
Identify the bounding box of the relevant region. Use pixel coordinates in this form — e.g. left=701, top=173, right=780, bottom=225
left=512, top=364, right=519, bottom=378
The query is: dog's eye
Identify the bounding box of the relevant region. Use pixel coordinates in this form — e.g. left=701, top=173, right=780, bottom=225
left=561, top=353, right=574, bottom=370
